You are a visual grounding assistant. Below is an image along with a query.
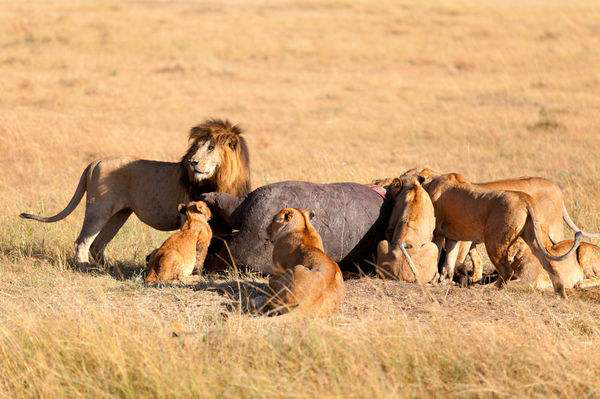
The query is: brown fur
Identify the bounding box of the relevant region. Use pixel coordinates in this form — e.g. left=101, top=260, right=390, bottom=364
left=525, top=241, right=600, bottom=291
left=19, top=118, right=250, bottom=269
left=145, top=201, right=212, bottom=283
left=400, top=168, right=584, bottom=284
left=376, top=176, right=438, bottom=283
left=421, top=172, right=582, bottom=298
left=460, top=176, right=570, bottom=282
left=263, top=208, right=345, bottom=317
left=180, top=119, right=251, bottom=198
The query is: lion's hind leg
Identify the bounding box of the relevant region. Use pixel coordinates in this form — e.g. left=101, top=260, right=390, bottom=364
left=288, top=264, right=327, bottom=315
left=89, top=209, right=133, bottom=264
left=265, top=269, right=296, bottom=315
left=74, top=210, right=114, bottom=269
left=484, top=235, right=516, bottom=290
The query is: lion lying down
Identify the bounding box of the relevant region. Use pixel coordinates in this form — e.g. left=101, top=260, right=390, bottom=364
left=260, top=208, right=345, bottom=317
left=145, top=201, right=212, bottom=284
left=526, top=240, right=600, bottom=290
left=376, top=176, right=438, bottom=284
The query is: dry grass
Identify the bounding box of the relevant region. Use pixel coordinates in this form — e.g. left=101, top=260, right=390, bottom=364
left=2, top=0, right=600, bottom=397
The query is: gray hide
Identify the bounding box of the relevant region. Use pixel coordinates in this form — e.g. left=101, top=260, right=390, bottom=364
left=201, top=180, right=390, bottom=274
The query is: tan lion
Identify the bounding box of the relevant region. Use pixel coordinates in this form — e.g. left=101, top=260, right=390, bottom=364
left=376, top=176, right=438, bottom=284
left=262, top=208, right=345, bottom=317
left=499, top=238, right=600, bottom=291
left=550, top=241, right=600, bottom=289
left=145, top=201, right=212, bottom=284
left=20, top=119, right=251, bottom=268
left=419, top=172, right=583, bottom=297
left=397, top=168, right=598, bottom=283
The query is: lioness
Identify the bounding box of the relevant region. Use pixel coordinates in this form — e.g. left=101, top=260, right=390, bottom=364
left=399, top=168, right=598, bottom=283
left=523, top=240, right=600, bottom=291
left=421, top=172, right=583, bottom=297
left=20, top=119, right=250, bottom=268
left=453, top=175, right=597, bottom=283
left=262, top=208, right=345, bottom=317
left=145, top=201, right=212, bottom=284
left=376, top=176, right=438, bottom=284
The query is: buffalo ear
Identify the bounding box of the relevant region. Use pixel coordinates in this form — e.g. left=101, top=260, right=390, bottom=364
left=177, top=203, right=187, bottom=214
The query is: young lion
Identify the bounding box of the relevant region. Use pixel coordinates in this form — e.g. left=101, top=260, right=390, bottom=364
left=145, top=201, right=212, bottom=284
left=263, top=208, right=345, bottom=317
left=376, top=176, right=438, bottom=284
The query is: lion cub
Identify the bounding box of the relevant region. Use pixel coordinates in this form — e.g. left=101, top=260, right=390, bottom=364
left=376, top=176, right=439, bottom=284
left=263, top=208, right=345, bottom=317
left=145, top=201, right=212, bottom=284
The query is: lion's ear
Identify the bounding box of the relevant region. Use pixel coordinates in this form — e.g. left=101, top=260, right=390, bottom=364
left=283, top=209, right=293, bottom=222
left=452, top=173, right=468, bottom=183
left=178, top=204, right=187, bottom=214
left=416, top=175, right=426, bottom=185
left=195, top=202, right=212, bottom=220
left=300, top=209, right=315, bottom=221
left=418, top=168, right=435, bottom=184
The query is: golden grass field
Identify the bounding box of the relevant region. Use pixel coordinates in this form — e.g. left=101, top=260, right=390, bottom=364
left=2, top=0, right=600, bottom=397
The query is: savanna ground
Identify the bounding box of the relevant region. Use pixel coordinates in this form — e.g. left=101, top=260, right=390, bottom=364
left=1, top=0, right=600, bottom=397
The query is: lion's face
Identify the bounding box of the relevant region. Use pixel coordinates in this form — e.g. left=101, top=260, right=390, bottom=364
left=185, top=139, right=223, bottom=183
left=177, top=201, right=212, bottom=227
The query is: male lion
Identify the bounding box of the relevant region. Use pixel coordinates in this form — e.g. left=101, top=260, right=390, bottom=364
left=376, top=176, right=438, bottom=284
left=20, top=119, right=251, bottom=268
left=261, top=208, right=345, bottom=317
left=145, top=201, right=212, bottom=284
left=420, top=172, right=583, bottom=297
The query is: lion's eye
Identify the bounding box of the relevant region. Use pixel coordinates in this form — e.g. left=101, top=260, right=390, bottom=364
left=208, top=145, right=215, bottom=152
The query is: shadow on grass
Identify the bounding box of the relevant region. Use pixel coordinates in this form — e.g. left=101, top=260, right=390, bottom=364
left=103, top=260, right=146, bottom=281
left=191, top=277, right=270, bottom=315
left=567, top=287, right=600, bottom=304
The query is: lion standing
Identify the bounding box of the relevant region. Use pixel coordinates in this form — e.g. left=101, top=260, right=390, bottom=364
left=20, top=119, right=251, bottom=268
left=420, top=172, right=582, bottom=297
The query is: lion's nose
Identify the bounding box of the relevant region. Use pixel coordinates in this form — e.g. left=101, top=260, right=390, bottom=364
left=189, top=160, right=199, bottom=166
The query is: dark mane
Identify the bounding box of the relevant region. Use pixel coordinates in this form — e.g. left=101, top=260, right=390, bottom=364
left=179, top=118, right=251, bottom=200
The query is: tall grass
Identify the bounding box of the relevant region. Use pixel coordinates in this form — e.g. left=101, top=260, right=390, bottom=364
left=1, top=0, right=600, bottom=397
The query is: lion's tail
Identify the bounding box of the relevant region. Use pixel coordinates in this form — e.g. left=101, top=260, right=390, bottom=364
left=19, top=161, right=97, bottom=223
left=562, top=203, right=600, bottom=238
left=527, top=202, right=583, bottom=261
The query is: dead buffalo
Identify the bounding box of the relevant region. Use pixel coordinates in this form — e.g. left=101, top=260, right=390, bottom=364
left=200, top=181, right=390, bottom=274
